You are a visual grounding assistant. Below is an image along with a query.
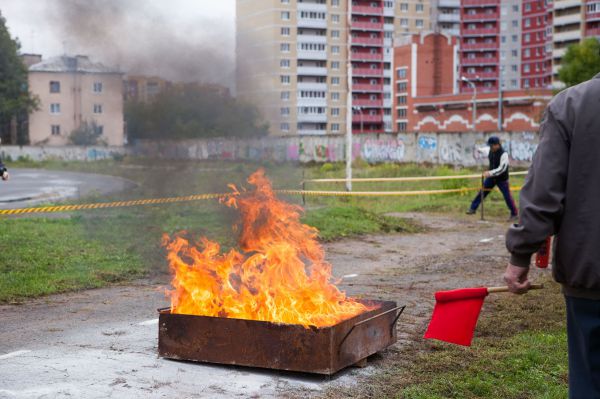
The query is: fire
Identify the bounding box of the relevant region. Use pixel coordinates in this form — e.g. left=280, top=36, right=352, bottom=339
left=164, top=169, right=371, bottom=327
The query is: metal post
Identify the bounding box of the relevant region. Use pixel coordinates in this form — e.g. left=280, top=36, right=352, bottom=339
left=345, top=3, right=353, bottom=193
left=498, top=81, right=503, bottom=131
left=472, top=85, right=477, bottom=133
left=480, top=174, right=485, bottom=221
left=301, top=169, right=306, bottom=206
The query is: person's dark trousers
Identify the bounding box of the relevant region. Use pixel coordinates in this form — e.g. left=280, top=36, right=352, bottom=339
left=469, top=178, right=518, bottom=216
left=565, top=295, right=600, bottom=398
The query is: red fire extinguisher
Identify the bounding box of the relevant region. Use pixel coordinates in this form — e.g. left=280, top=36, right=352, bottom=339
left=535, top=236, right=552, bottom=269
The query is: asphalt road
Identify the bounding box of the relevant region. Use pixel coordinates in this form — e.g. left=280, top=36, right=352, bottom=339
left=0, top=169, right=137, bottom=209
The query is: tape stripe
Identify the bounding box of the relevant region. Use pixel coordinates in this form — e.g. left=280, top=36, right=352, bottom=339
left=304, top=171, right=528, bottom=184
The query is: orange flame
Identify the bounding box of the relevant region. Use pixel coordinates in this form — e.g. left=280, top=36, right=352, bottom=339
left=164, top=169, right=371, bottom=327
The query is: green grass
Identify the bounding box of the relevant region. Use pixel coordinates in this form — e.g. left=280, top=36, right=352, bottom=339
left=0, top=159, right=525, bottom=302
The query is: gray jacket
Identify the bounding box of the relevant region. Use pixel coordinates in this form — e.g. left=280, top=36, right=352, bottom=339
left=506, top=73, right=600, bottom=300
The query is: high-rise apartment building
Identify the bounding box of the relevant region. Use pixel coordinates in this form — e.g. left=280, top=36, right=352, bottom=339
left=395, top=0, right=433, bottom=35
left=236, top=0, right=399, bottom=136
left=432, top=0, right=460, bottom=36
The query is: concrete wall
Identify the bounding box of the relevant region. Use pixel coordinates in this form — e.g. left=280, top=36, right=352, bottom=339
left=132, top=131, right=539, bottom=166
left=0, top=146, right=127, bottom=162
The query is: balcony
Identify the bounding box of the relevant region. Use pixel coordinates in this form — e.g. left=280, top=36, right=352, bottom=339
left=353, top=114, right=384, bottom=123
left=552, top=47, right=568, bottom=58
left=297, top=35, right=327, bottom=44
left=553, top=0, right=582, bottom=11
left=351, top=52, right=384, bottom=61
left=461, top=55, right=499, bottom=65
left=554, top=13, right=583, bottom=26
left=352, top=21, right=384, bottom=31
left=353, top=83, right=384, bottom=92
left=297, top=97, right=328, bottom=107
left=553, top=29, right=583, bottom=42
left=462, top=0, right=500, bottom=6
left=297, top=50, right=328, bottom=60
left=353, top=68, right=383, bottom=76
left=351, top=36, right=384, bottom=46
left=297, top=2, right=328, bottom=13
left=438, top=13, right=461, bottom=23
left=352, top=5, right=383, bottom=15
left=297, top=113, right=328, bottom=123
left=439, top=0, right=460, bottom=6
left=297, top=66, right=328, bottom=76
left=298, top=17, right=327, bottom=29
left=297, top=82, right=328, bottom=91
left=462, top=71, right=498, bottom=79
left=353, top=99, right=383, bottom=107
left=461, top=42, right=498, bottom=51
left=463, top=12, right=500, bottom=21
left=298, top=129, right=327, bottom=136
left=384, top=5, right=394, bottom=16
left=462, top=27, right=498, bottom=36
left=586, top=12, right=600, bottom=23
left=587, top=27, right=600, bottom=36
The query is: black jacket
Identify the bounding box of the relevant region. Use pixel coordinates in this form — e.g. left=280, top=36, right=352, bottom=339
left=489, top=146, right=509, bottom=182
left=506, top=73, right=600, bottom=300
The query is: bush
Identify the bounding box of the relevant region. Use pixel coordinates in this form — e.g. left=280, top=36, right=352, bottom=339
left=69, top=121, right=106, bottom=146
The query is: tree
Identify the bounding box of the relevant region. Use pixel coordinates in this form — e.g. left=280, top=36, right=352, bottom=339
left=0, top=13, right=38, bottom=144
left=69, top=121, right=106, bottom=146
left=558, top=37, right=600, bottom=88
left=125, top=84, right=269, bottom=141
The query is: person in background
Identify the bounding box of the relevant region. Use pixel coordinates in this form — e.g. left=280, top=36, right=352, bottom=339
left=466, top=136, right=518, bottom=221
left=0, top=139, right=8, bottom=181
left=505, top=72, right=600, bottom=398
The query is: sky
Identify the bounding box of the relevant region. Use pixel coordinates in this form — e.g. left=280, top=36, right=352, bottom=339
left=0, top=0, right=236, bottom=85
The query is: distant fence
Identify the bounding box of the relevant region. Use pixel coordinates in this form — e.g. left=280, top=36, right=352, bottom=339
left=0, top=131, right=540, bottom=166
left=132, top=131, right=539, bottom=167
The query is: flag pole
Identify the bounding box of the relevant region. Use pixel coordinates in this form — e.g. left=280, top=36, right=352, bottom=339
left=487, top=283, right=544, bottom=294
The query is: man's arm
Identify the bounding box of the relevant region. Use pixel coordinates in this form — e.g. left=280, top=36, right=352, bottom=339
left=504, top=107, right=570, bottom=290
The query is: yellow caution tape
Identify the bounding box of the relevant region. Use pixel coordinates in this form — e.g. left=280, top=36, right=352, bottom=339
left=303, top=171, right=528, bottom=184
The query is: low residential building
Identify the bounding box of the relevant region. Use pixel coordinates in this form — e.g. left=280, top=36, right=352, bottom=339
left=28, top=55, right=125, bottom=146
left=393, top=32, right=552, bottom=133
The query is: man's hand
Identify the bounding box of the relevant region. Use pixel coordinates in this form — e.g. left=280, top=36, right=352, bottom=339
left=483, top=171, right=491, bottom=178
left=503, top=264, right=531, bottom=294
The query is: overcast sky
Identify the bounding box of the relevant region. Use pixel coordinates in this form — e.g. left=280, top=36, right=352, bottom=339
left=0, top=0, right=235, bottom=85
left=0, top=0, right=234, bottom=56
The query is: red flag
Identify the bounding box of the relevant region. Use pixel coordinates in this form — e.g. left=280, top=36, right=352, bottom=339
left=423, top=287, right=489, bottom=346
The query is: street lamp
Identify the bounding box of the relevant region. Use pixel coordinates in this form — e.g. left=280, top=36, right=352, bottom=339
left=461, top=76, right=477, bottom=132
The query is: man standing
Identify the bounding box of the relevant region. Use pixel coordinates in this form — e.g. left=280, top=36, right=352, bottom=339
left=504, top=73, right=600, bottom=397
left=466, top=136, right=518, bottom=220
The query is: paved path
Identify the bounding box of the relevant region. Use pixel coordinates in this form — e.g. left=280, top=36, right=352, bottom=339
left=0, top=214, right=548, bottom=398
left=0, top=169, right=136, bottom=209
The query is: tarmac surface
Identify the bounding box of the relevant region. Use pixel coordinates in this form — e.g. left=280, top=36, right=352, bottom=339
left=0, top=169, right=136, bottom=209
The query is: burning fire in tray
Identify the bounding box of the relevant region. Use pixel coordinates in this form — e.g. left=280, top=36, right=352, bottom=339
left=163, top=169, right=373, bottom=328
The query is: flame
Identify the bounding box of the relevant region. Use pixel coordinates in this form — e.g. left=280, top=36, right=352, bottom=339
left=164, top=169, right=371, bottom=327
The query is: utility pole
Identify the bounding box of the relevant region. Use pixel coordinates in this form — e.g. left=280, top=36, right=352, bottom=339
left=461, top=76, right=477, bottom=132
left=497, top=80, right=504, bottom=131
left=345, top=0, right=353, bottom=192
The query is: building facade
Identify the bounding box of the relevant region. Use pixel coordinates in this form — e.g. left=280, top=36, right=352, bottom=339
left=236, top=0, right=409, bottom=136
left=28, top=56, right=125, bottom=146
left=393, top=32, right=552, bottom=133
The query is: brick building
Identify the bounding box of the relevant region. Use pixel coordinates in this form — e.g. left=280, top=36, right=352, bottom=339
left=393, top=32, right=552, bottom=133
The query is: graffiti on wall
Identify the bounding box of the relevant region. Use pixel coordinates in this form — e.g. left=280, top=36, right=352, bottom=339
left=418, top=135, right=437, bottom=150
left=361, top=138, right=405, bottom=163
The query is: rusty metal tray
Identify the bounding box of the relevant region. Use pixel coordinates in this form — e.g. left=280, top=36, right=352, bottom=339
left=158, top=300, right=404, bottom=375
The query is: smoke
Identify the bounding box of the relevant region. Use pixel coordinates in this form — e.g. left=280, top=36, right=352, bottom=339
left=46, top=0, right=234, bottom=86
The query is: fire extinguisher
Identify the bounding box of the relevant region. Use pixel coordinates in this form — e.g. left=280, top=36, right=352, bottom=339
left=535, top=236, right=552, bottom=269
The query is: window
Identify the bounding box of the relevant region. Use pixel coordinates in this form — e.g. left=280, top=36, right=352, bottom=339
left=281, top=75, right=291, bottom=84
left=280, top=43, right=290, bottom=52
left=415, top=19, right=423, bottom=28
left=524, top=34, right=530, bottom=43
left=397, top=82, right=407, bottom=92
left=49, top=81, right=60, bottom=93
left=331, top=46, right=340, bottom=54
left=281, top=27, right=290, bottom=36
left=331, top=123, right=340, bottom=132
left=281, top=91, right=290, bottom=100
left=281, top=0, right=290, bottom=3
left=331, top=30, right=340, bottom=39
left=50, top=103, right=61, bottom=114
left=93, top=104, right=103, bottom=114
left=511, top=65, right=518, bottom=72
left=332, top=14, right=340, bottom=23
left=280, top=107, right=290, bottom=116
left=281, top=11, right=290, bottom=20
left=332, top=92, right=340, bottom=101
left=397, top=122, right=407, bottom=132
left=93, top=82, right=103, bottom=93
left=400, top=18, right=408, bottom=27
left=512, top=49, right=518, bottom=57
left=281, top=123, right=290, bottom=132
left=416, top=4, right=424, bottom=12
left=524, top=49, right=531, bottom=58
left=331, top=108, right=340, bottom=116
left=280, top=59, right=290, bottom=68
left=331, top=61, right=340, bottom=69
left=512, top=35, right=518, bottom=43
left=398, top=95, right=407, bottom=105
left=332, top=0, right=340, bottom=6
left=94, top=125, right=104, bottom=135
left=332, top=77, right=340, bottom=85
left=400, top=3, right=408, bottom=11
left=397, top=108, right=407, bottom=118
left=512, top=20, right=519, bottom=28
left=513, top=4, right=520, bottom=12
left=51, top=125, right=60, bottom=136
left=397, top=68, right=407, bottom=79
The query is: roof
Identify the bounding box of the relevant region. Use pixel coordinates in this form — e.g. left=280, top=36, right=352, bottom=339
left=29, top=55, right=122, bottom=74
